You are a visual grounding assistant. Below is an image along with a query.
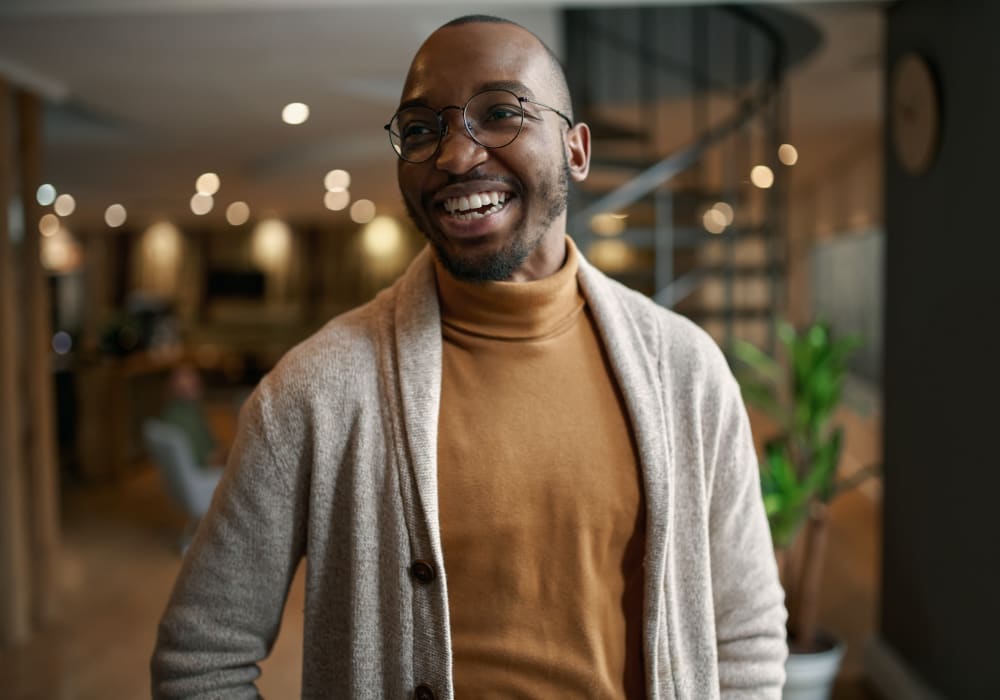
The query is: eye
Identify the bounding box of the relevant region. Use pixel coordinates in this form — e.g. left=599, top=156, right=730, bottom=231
left=482, top=104, right=523, bottom=122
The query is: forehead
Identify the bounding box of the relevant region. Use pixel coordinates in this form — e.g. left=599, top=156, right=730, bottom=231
left=401, top=23, right=553, bottom=105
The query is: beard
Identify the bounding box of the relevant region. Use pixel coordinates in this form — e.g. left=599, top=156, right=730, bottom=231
left=404, top=157, right=570, bottom=283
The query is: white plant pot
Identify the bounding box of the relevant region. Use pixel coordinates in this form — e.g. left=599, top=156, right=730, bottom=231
left=782, top=636, right=846, bottom=700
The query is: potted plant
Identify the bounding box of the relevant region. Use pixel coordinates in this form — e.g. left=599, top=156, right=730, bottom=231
left=732, top=320, right=874, bottom=700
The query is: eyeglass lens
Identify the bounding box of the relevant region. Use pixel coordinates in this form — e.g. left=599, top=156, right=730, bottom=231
left=388, top=90, right=526, bottom=163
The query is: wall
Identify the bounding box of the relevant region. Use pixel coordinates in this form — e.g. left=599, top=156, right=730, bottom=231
left=880, top=1, right=999, bottom=697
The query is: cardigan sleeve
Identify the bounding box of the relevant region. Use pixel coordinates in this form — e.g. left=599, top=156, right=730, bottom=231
left=707, top=373, right=788, bottom=698
left=150, top=380, right=308, bottom=699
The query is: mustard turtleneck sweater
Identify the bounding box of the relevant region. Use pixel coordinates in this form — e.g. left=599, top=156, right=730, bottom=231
left=434, top=238, right=646, bottom=699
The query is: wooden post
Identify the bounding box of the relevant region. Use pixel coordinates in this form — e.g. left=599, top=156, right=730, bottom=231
left=0, top=78, right=33, bottom=647
left=17, top=89, right=61, bottom=628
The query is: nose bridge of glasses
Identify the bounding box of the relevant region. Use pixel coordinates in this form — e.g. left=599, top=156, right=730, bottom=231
left=436, top=105, right=473, bottom=137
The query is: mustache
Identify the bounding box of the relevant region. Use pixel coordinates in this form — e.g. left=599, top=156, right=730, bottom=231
left=423, top=170, right=521, bottom=203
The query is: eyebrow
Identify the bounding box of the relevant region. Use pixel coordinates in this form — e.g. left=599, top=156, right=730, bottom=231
left=395, top=80, right=537, bottom=112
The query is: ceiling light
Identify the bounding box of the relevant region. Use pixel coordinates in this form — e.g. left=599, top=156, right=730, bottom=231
left=282, top=102, right=310, bottom=125
left=750, top=165, right=774, bottom=189
left=36, top=184, right=57, bottom=206
left=39, top=213, right=60, bottom=237
left=324, top=190, right=350, bottom=211
left=712, top=202, right=734, bottom=226
left=196, top=172, right=220, bottom=195
left=778, top=144, right=799, bottom=166
left=703, top=209, right=727, bottom=234
left=105, top=204, right=127, bottom=228
left=226, top=201, right=250, bottom=226
left=324, top=169, right=351, bottom=192
left=53, top=193, right=76, bottom=216
left=350, top=199, right=376, bottom=224
left=190, top=193, right=213, bottom=215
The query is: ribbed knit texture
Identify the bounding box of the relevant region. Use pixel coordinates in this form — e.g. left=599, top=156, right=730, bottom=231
left=434, top=239, right=646, bottom=698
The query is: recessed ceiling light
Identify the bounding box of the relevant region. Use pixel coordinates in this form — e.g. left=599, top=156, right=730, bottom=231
left=190, top=193, right=213, bottom=215
left=196, top=172, right=220, bottom=195
left=282, top=102, right=310, bottom=125
left=36, top=184, right=57, bottom=206
left=53, top=193, right=76, bottom=216
left=350, top=199, right=376, bottom=224
left=39, top=213, right=60, bottom=237
left=324, top=190, right=350, bottom=211
left=324, top=169, right=351, bottom=191
left=778, top=144, right=799, bottom=166
left=104, top=204, right=127, bottom=228
left=226, top=201, right=250, bottom=226
left=750, top=165, right=774, bottom=189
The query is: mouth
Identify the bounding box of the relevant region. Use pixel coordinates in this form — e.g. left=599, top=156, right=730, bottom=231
left=439, top=190, right=515, bottom=221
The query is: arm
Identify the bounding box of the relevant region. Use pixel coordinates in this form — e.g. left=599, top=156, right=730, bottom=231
left=151, top=381, right=307, bottom=699
left=708, top=374, right=788, bottom=698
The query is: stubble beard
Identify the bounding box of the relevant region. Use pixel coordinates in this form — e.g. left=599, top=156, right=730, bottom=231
left=404, top=159, right=571, bottom=283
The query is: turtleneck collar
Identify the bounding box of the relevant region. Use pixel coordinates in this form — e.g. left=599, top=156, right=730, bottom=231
left=433, top=236, right=584, bottom=341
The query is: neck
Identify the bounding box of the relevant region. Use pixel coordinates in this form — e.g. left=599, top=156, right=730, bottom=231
left=508, top=226, right=568, bottom=282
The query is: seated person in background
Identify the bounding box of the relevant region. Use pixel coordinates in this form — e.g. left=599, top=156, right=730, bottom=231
left=160, top=363, right=226, bottom=468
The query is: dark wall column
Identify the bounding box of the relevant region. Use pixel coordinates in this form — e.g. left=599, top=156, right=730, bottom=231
left=0, top=78, right=33, bottom=647
left=877, top=1, right=999, bottom=697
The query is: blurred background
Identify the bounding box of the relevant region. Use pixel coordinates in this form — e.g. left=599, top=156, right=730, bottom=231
left=0, top=1, right=995, bottom=698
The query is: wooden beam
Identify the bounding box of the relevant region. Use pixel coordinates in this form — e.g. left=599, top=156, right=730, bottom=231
left=16, top=89, right=61, bottom=628
left=0, top=78, right=32, bottom=646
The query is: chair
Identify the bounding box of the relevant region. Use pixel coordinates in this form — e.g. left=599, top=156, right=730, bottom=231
left=142, top=418, right=223, bottom=551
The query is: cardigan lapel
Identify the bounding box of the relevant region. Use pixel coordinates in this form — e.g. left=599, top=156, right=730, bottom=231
left=576, top=253, right=675, bottom=698
left=391, top=246, right=446, bottom=564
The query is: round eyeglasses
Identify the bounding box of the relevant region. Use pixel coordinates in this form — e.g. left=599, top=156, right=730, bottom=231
left=384, top=88, right=573, bottom=164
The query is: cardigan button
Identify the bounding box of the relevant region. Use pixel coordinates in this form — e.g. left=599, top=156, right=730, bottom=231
left=410, top=560, right=436, bottom=584
left=413, top=683, right=435, bottom=700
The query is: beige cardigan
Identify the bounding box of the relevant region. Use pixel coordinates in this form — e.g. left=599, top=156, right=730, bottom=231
left=152, top=246, right=787, bottom=699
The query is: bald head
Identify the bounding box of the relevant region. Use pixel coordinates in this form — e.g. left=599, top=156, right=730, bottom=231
left=403, top=15, right=573, bottom=122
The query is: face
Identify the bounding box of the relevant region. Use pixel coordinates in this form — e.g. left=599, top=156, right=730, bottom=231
left=396, top=23, right=590, bottom=282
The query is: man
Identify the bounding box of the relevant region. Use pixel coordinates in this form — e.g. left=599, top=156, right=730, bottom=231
left=152, top=15, right=786, bottom=699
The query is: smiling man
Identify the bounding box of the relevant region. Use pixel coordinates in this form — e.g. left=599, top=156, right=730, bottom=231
left=152, top=15, right=787, bottom=700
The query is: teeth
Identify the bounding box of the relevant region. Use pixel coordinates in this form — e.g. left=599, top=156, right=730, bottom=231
left=443, top=190, right=509, bottom=215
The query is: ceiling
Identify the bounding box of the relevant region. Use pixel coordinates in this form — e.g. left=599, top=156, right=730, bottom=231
left=0, top=1, right=883, bottom=231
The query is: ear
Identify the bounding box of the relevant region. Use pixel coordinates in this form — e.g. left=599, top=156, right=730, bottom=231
left=564, top=122, right=591, bottom=182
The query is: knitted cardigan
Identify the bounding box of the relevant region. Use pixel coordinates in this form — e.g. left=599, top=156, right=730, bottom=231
left=151, top=246, right=787, bottom=699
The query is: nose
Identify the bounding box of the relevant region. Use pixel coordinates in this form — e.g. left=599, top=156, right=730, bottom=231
left=434, top=112, right=488, bottom=174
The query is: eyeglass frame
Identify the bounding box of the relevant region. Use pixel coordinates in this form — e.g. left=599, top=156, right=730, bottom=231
left=384, top=88, right=574, bottom=164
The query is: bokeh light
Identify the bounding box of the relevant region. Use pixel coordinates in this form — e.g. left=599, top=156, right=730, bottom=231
left=750, top=165, right=775, bottom=189
left=105, top=204, right=127, bottom=228
left=282, top=102, right=310, bottom=125
left=778, top=144, right=799, bottom=166
left=361, top=216, right=404, bottom=258
left=196, top=172, right=220, bottom=195
left=349, top=199, right=376, bottom=224
left=39, top=213, right=60, bottom=237
left=324, top=169, right=351, bottom=192
left=225, top=201, right=250, bottom=226
left=54, top=193, right=76, bottom=216
left=324, top=190, right=350, bottom=211
left=590, top=212, right=626, bottom=237
left=36, top=184, right=56, bottom=206
left=190, top=193, right=213, bottom=215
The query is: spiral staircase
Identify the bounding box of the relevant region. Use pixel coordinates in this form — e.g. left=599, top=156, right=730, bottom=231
left=564, top=5, right=821, bottom=353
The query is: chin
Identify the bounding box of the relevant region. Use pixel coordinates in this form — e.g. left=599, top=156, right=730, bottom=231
left=431, top=235, right=533, bottom=282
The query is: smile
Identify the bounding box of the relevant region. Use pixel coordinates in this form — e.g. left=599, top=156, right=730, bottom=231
left=441, top=191, right=512, bottom=220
